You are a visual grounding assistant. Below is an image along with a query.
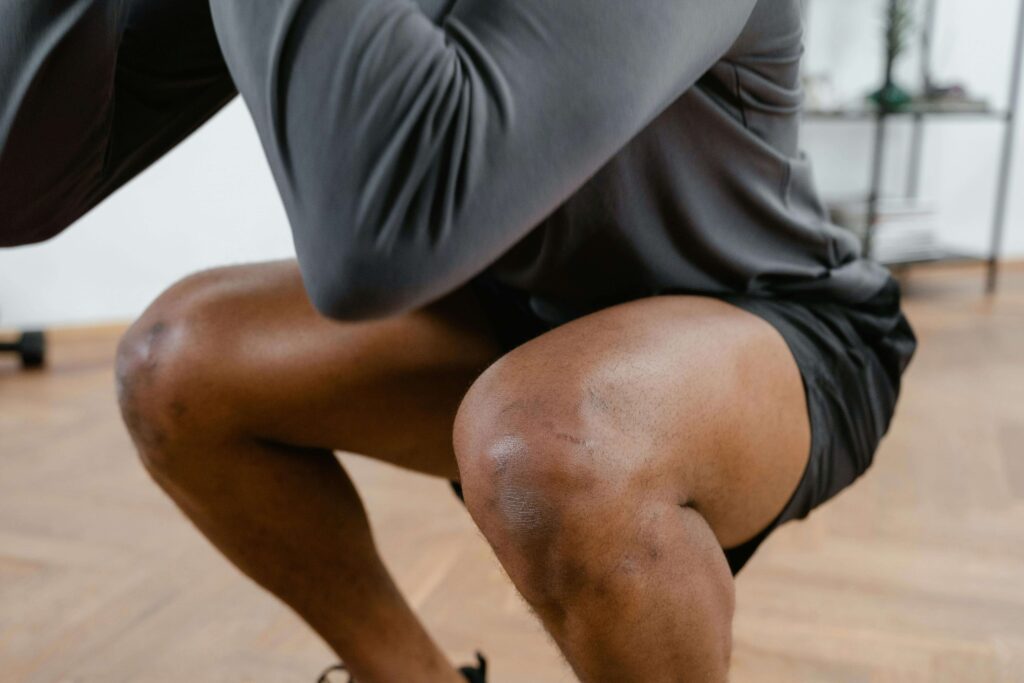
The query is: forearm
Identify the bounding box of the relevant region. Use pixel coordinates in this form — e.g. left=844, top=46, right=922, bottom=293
left=1, top=0, right=232, bottom=247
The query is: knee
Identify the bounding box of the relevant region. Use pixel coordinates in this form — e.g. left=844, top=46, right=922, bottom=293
left=453, top=359, right=648, bottom=610
left=115, top=268, right=243, bottom=476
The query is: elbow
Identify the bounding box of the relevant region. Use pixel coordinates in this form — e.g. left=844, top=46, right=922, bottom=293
left=308, top=281, right=401, bottom=322
left=290, top=171, right=453, bottom=322
left=303, top=252, right=423, bottom=323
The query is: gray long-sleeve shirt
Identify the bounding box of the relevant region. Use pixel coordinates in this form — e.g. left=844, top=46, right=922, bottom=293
left=1, top=0, right=889, bottom=324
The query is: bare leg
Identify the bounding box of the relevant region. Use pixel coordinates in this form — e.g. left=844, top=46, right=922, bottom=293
left=454, top=296, right=811, bottom=682
left=117, top=261, right=503, bottom=683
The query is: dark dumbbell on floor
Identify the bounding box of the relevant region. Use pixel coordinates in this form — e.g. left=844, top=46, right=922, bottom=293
left=0, top=331, right=46, bottom=368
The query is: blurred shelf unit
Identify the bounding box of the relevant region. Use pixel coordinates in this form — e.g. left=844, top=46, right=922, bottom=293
left=829, top=197, right=979, bottom=266
left=801, top=0, right=1024, bottom=292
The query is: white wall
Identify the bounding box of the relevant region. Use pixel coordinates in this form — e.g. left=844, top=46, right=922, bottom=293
left=1, top=0, right=1023, bottom=328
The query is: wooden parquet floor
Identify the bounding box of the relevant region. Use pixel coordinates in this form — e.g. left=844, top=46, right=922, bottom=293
left=2, top=263, right=1023, bottom=682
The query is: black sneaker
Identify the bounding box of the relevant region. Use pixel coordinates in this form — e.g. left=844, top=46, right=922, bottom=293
left=316, top=663, right=348, bottom=683
left=316, top=652, right=487, bottom=682
left=459, top=652, right=488, bottom=683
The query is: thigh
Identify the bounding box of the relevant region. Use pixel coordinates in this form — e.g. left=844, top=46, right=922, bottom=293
left=457, top=294, right=812, bottom=552
left=128, top=260, right=506, bottom=480
left=0, top=0, right=234, bottom=246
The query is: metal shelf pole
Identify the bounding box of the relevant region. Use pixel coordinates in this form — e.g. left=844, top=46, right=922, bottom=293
left=905, top=0, right=938, bottom=199
left=865, top=109, right=889, bottom=260
left=987, top=0, right=1024, bottom=293
left=865, top=0, right=901, bottom=260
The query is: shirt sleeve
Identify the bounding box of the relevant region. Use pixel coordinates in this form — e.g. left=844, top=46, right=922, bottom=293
left=210, top=0, right=757, bottom=320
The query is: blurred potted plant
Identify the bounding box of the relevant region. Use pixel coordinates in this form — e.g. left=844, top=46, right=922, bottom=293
left=870, top=0, right=915, bottom=110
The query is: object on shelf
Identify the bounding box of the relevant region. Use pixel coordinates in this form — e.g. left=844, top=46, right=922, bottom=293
left=910, top=96, right=991, bottom=113
left=869, top=0, right=916, bottom=111
left=802, top=72, right=841, bottom=111
left=917, top=81, right=991, bottom=112
left=830, top=197, right=948, bottom=264
left=870, top=83, right=913, bottom=110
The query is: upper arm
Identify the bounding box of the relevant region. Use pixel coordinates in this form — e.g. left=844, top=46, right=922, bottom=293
left=211, top=0, right=758, bottom=319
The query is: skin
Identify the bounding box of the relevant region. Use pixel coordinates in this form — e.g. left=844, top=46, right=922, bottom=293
left=116, top=259, right=810, bottom=682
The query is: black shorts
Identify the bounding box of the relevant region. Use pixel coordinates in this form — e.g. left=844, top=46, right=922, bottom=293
left=456, top=274, right=918, bottom=575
